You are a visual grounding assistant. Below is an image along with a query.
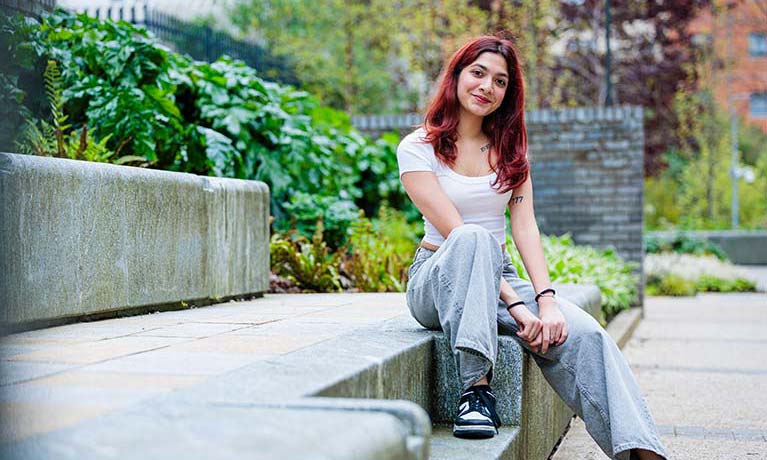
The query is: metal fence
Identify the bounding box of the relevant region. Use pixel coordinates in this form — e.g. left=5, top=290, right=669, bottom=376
left=81, top=4, right=299, bottom=86
left=0, top=0, right=56, bottom=17
left=1, top=0, right=300, bottom=86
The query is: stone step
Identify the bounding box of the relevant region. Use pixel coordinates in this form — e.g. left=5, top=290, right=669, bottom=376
left=0, top=285, right=603, bottom=460
left=429, top=424, right=520, bottom=460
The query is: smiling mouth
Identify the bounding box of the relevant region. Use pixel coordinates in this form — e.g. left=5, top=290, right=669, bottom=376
left=472, top=94, right=491, bottom=104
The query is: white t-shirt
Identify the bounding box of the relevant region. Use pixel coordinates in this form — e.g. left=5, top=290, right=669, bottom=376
left=397, top=127, right=513, bottom=247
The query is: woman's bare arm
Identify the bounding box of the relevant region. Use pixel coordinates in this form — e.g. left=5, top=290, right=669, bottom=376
left=508, top=175, right=553, bottom=294
left=401, top=171, right=463, bottom=237
left=509, top=174, right=568, bottom=352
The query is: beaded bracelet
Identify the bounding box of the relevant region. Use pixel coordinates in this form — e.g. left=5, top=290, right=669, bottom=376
left=506, top=300, right=526, bottom=310
left=534, top=288, right=556, bottom=303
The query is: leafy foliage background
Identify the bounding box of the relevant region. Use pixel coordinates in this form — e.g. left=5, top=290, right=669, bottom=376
left=0, top=10, right=411, bottom=225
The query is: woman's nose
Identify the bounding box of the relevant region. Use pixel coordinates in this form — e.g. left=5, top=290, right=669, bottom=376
left=479, top=77, right=492, bottom=93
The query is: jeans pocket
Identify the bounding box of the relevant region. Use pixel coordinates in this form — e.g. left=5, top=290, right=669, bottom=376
left=408, top=247, right=434, bottom=279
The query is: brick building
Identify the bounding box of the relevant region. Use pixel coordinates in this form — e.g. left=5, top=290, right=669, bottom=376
left=688, top=0, right=767, bottom=132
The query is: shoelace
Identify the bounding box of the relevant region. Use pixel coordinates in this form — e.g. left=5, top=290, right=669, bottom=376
left=469, top=388, right=501, bottom=428
left=465, top=392, right=486, bottom=415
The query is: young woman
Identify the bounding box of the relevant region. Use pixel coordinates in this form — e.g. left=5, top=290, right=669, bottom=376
left=397, top=35, right=668, bottom=460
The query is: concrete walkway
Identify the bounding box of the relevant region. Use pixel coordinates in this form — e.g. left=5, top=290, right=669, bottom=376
left=0, top=293, right=409, bottom=443
left=551, top=291, right=767, bottom=460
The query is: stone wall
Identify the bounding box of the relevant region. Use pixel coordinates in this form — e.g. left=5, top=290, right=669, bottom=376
left=353, top=106, right=645, bottom=301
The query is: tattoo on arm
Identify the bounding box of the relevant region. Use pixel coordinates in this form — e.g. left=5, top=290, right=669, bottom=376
left=511, top=195, right=524, bottom=205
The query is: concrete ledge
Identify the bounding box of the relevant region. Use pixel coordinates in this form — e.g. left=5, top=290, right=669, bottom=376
left=0, top=286, right=602, bottom=460
left=605, top=307, right=642, bottom=349
left=1, top=401, right=422, bottom=460
left=0, top=153, right=270, bottom=332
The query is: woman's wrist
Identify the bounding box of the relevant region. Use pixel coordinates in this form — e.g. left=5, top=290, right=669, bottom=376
left=534, top=287, right=556, bottom=303
left=537, top=295, right=558, bottom=311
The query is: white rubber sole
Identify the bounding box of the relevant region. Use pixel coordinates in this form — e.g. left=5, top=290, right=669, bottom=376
left=452, top=423, right=497, bottom=439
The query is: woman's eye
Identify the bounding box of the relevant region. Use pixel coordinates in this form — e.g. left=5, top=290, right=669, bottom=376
left=497, top=80, right=507, bottom=87
left=472, top=70, right=483, bottom=77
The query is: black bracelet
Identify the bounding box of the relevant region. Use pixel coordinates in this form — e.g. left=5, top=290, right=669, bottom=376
left=507, top=300, right=526, bottom=310
left=534, top=288, right=556, bottom=302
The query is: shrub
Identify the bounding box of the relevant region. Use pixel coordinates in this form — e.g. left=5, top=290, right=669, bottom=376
left=645, top=273, right=697, bottom=296
left=644, top=253, right=757, bottom=295
left=695, top=275, right=756, bottom=293
left=337, top=206, right=420, bottom=292
left=506, top=233, right=639, bottom=319
left=275, top=192, right=360, bottom=250
left=3, top=10, right=408, bottom=226
left=269, top=220, right=342, bottom=293
left=644, top=233, right=728, bottom=260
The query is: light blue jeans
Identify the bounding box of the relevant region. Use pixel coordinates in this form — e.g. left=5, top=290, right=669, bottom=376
left=405, top=224, right=667, bottom=460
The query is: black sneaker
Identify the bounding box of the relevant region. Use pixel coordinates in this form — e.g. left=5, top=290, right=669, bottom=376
left=452, top=385, right=502, bottom=439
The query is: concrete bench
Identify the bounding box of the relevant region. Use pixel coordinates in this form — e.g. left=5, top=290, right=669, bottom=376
left=0, top=153, right=270, bottom=333
left=3, top=284, right=602, bottom=460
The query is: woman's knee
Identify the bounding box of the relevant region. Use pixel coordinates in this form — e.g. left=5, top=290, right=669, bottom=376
left=447, top=224, right=492, bottom=242
left=446, top=224, right=500, bottom=260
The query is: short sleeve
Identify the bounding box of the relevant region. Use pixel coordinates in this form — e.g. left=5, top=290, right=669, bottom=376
left=397, top=135, right=435, bottom=180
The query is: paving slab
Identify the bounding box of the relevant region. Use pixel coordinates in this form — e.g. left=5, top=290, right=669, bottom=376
left=624, top=340, right=767, bottom=372
left=129, top=321, right=253, bottom=338
left=633, top=319, right=766, bottom=342
left=633, top=370, right=767, bottom=429
left=5, top=336, right=191, bottom=365
left=0, top=362, right=77, bottom=386
left=25, top=370, right=205, bottom=390
left=0, top=401, right=121, bottom=444
left=551, top=291, right=767, bottom=460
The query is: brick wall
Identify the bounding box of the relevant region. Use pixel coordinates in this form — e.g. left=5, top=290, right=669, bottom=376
left=352, top=105, right=646, bottom=302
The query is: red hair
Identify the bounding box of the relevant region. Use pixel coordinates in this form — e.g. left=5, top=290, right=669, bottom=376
left=423, top=35, right=529, bottom=193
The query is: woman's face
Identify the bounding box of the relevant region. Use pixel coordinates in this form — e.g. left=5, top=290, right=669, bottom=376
left=456, top=52, right=509, bottom=118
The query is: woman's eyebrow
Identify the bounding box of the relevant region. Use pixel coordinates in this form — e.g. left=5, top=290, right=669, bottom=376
left=471, top=64, right=508, bottom=78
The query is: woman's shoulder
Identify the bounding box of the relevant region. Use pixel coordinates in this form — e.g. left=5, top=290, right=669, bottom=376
left=398, top=127, right=432, bottom=152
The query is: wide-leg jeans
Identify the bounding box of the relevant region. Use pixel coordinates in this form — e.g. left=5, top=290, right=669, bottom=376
left=405, top=224, right=668, bottom=460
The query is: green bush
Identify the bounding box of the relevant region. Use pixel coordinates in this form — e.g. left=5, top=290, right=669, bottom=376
left=505, top=233, right=639, bottom=319
left=275, top=192, right=360, bottom=250
left=695, top=275, right=756, bottom=293
left=645, top=273, right=697, bottom=296
left=269, top=222, right=342, bottom=293
left=271, top=206, right=420, bottom=293
left=2, top=10, right=407, bottom=226
left=644, top=233, right=729, bottom=261
left=644, top=253, right=757, bottom=295
left=338, top=205, right=420, bottom=292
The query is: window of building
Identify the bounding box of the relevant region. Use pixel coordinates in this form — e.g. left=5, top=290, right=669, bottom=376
left=751, top=93, right=767, bottom=117
left=748, top=33, right=767, bottom=57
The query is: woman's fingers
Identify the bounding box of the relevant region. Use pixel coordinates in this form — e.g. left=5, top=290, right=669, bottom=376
left=528, top=332, right=542, bottom=349
left=551, top=324, right=562, bottom=345
left=541, top=325, right=551, bottom=353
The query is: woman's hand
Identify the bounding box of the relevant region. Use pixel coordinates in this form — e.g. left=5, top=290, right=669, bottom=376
left=507, top=304, right=543, bottom=347
left=537, top=297, right=568, bottom=353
